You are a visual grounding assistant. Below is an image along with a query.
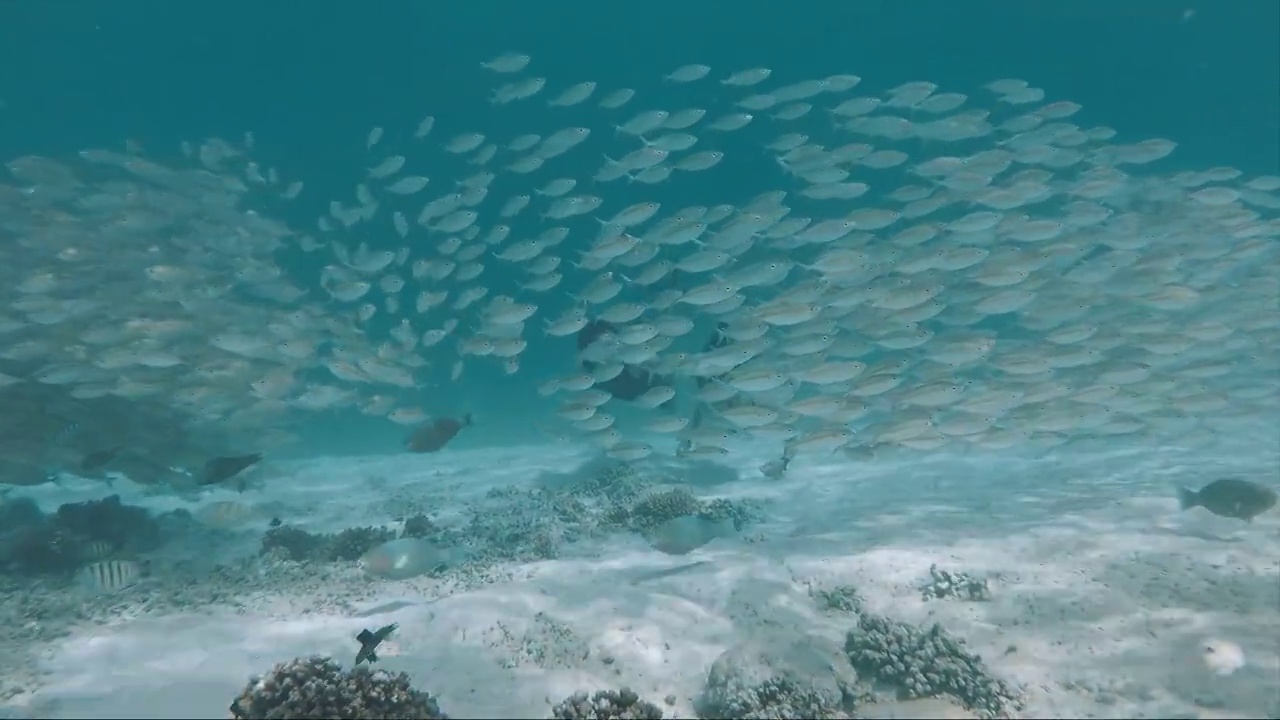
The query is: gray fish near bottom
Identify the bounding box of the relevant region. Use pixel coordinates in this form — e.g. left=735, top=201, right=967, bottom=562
left=1178, top=478, right=1277, bottom=522
left=646, top=515, right=737, bottom=555
left=360, top=538, right=459, bottom=580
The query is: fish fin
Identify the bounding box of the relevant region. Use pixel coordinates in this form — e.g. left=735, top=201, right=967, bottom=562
left=709, top=517, right=739, bottom=538
left=356, top=629, right=373, bottom=643
left=367, top=651, right=378, bottom=663
left=1176, top=486, right=1199, bottom=511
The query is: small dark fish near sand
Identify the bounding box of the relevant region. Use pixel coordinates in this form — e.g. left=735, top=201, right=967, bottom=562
left=355, top=622, right=398, bottom=665
left=200, top=453, right=263, bottom=489
left=1179, top=478, right=1277, bottom=522
left=759, top=454, right=790, bottom=480
left=405, top=414, right=471, bottom=453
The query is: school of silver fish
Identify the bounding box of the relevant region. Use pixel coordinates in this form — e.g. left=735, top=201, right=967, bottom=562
left=1, top=52, right=1277, bottom=473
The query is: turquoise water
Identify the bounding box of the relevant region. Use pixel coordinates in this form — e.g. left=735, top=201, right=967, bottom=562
left=5, top=0, right=1273, bottom=455
left=1, top=4, right=1279, bottom=716
left=2, top=2, right=1276, bottom=170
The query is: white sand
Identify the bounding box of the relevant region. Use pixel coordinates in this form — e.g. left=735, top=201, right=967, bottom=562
left=3, top=425, right=1277, bottom=719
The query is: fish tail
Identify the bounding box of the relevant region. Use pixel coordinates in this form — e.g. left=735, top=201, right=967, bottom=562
left=714, top=517, right=739, bottom=536
left=1177, top=486, right=1199, bottom=511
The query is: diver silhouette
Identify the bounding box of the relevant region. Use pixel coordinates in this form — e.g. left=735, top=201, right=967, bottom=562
left=577, top=319, right=731, bottom=402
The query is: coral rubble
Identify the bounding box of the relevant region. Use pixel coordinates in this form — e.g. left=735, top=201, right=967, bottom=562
left=919, top=564, right=992, bottom=602
left=259, top=525, right=396, bottom=563
left=699, top=630, right=865, bottom=719
left=550, top=688, right=665, bottom=720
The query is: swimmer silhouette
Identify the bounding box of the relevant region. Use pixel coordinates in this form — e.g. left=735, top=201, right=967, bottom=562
left=577, top=319, right=730, bottom=402
left=577, top=319, right=667, bottom=401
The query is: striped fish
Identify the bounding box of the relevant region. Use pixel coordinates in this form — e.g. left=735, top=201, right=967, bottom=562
left=81, top=540, right=118, bottom=561
left=79, top=560, right=142, bottom=593
left=49, top=422, right=80, bottom=447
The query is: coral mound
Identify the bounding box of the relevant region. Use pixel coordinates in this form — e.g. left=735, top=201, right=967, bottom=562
left=229, top=655, right=447, bottom=720
left=550, top=688, right=665, bottom=719
left=844, top=613, right=1020, bottom=719
left=0, top=493, right=165, bottom=576
left=698, top=630, right=862, bottom=719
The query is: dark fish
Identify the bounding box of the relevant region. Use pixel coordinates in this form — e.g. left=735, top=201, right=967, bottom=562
left=577, top=319, right=671, bottom=403
left=1178, top=478, right=1277, bottom=522
left=576, top=318, right=616, bottom=354
left=200, top=453, right=262, bottom=487
left=694, top=322, right=732, bottom=390
left=80, top=446, right=123, bottom=472
left=355, top=622, right=398, bottom=665
left=405, top=415, right=471, bottom=453
left=268, top=517, right=282, bottom=527
left=598, top=367, right=666, bottom=402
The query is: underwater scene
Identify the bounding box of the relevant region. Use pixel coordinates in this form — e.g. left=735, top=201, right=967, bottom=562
left=0, top=1, right=1277, bottom=718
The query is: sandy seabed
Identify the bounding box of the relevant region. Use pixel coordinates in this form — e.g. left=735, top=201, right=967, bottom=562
left=1, top=424, right=1277, bottom=720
